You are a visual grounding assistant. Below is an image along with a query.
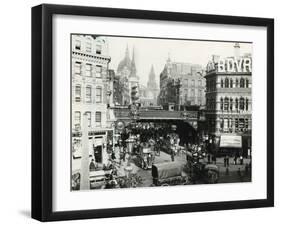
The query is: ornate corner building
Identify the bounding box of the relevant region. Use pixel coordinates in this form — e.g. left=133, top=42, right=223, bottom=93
left=205, top=43, right=252, bottom=156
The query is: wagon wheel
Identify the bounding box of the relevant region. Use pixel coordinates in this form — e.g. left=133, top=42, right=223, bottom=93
left=141, top=160, right=144, bottom=169
left=143, top=162, right=148, bottom=170
left=182, top=177, right=191, bottom=185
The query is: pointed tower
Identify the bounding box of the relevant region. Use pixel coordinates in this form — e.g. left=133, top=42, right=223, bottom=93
left=147, top=65, right=157, bottom=89
left=130, top=47, right=137, bottom=77
left=166, top=52, right=172, bottom=77
left=125, top=44, right=130, bottom=62
left=117, top=44, right=131, bottom=74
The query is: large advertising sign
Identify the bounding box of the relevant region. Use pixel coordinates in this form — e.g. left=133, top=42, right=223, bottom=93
left=220, top=135, right=242, bottom=148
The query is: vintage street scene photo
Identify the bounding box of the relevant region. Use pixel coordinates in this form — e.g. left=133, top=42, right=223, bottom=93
left=71, top=34, right=252, bottom=191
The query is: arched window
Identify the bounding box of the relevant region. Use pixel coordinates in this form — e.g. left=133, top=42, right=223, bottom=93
left=225, top=78, right=229, bottom=88
left=220, top=118, right=224, bottom=129
left=224, top=97, right=229, bottom=111
left=220, top=97, right=224, bottom=110
left=236, top=78, right=239, bottom=88
left=239, top=97, right=245, bottom=110
left=230, top=79, right=233, bottom=88
left=246, top=78, right=249, bottom=88
left=246, top=98, right=249, bottom=111
left=221, top=78, right=224, bottom=88
left=230, top=98, right=233, bottom=111
left=235, top=98, right=239, bottom=110
left=213, top=80, right=216, bottom=91
left=240, top=78, right=245, bottom=88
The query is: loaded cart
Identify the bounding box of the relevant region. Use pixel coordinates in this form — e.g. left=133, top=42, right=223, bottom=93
left=152, top=162, right=188, bottom=186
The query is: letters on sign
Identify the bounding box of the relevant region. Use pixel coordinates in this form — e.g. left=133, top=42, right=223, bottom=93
left=217, top=58, right=252, bottom=73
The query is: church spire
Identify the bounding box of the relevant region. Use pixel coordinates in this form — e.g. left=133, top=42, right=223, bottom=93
left=167, top=52, right=171, bottom=63
left=117, top=44, right=131, bottom=74
left=130, top=46, right=137, bottom=77
left=147, top=64, right=157, bottom=89
left=125, top=44, right=130, bottom=60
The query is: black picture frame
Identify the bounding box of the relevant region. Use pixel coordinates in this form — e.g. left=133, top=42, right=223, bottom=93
left=32, top=3, right=274, bottom=222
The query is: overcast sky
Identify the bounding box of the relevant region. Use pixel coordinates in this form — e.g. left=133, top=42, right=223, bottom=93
left=106, top=36, right=252, bottom=86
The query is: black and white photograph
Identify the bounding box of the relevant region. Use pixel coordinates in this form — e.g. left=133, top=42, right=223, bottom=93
left=71, top=35, right=252, bottom=191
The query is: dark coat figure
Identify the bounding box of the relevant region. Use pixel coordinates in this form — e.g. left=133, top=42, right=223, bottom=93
left=224, top=157, right=227, bottom=167
left=89, top=159, right=96, bottom=171
left=171, top=151, right=175, bottom=162
left=212, top=155, right=217, bottom=164
left=207, top=154, right=211, bottom=164
left=226, top=155, right=230, bottom=167
left=245, top=163, right=249, bottom=175
left=111, top=151, right=116, bottom=160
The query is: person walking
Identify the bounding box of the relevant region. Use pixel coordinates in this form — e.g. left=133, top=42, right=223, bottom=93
left=226, top=155, right=230, bottom=167
left=234, top=156, right=237, bottom=165
left=171, top=149, right=175, bottom=162
left=240, top=155, right=244, bottom=165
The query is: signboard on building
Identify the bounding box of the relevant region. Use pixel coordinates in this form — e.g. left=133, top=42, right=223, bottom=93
left=220, top=135, right=242, bottom=148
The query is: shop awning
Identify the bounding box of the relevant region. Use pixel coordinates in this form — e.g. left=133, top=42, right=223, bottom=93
left=220, top=135, right=242, bottom=148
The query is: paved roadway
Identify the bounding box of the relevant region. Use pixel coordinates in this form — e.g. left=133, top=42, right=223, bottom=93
left=118, top=151, right=251, bottom=187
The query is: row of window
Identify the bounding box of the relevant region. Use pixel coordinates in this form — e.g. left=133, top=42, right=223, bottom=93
left=206, top=77, right=250, bottom=91
left=181, top=97, right=203, bottom=106
left=182, top=79, right=203, bottom=87
left=74, top=39, right=102, bottom=54
left=74, top=62, right=103, bottom=78
left=208, top=118, right=250, bottom=133
left=74, top=111, right=102, bottom=128
left=182, top=89, right=203, bottom=98
left=74, top=85, right=103, bottom=103
left=207, top=97, right=250, bottom=111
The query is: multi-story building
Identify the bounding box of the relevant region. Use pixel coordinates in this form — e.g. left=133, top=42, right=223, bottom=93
left=205, top=43, right=252, bottom=156
left=116, top=46, right=140, bottom=105
left=159, top=56, right=205, bottom=110
left=71, top=34, right=115, bottom=167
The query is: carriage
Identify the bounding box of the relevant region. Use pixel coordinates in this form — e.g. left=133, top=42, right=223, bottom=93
left=185, top=151, right=219, bottom=184
left=135, top=147, right=154, bottom=170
